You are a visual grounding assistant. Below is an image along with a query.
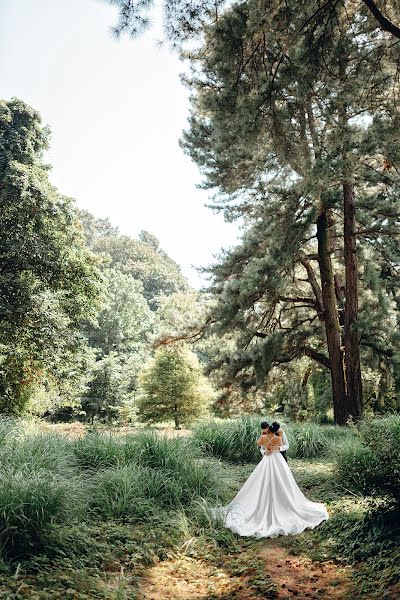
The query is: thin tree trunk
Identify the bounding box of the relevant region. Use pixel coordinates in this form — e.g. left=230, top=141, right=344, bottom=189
left=174, top=405, right=180, bottom=429
left=343, top=182, right=363, bottom=421
left=316, top=210, right=347, bottom=425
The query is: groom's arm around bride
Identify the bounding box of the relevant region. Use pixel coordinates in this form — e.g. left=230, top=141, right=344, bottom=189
left=275, top=422, right=289, bottom=462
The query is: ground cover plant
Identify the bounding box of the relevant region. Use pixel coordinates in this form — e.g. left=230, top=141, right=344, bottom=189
left=0, top=416, right=398, bottom=599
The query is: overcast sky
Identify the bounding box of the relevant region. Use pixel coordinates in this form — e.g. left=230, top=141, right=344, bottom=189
left=0, top=0, right=240, bottom=287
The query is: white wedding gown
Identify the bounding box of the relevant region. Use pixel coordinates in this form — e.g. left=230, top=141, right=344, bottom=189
left=213, top=451, right=328, bottom=538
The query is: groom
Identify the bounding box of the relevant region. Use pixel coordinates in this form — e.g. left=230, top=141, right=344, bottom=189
left=260, top=421, right=289, bottom=462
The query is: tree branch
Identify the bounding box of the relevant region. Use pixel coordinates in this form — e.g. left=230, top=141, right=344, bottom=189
left=278, top=296, right=316, bottom=305
left=362, top=0, right=400, bottom=40
left=299, top=258, right=324, bottom=316
left=303, top=347, right=330, bottom=369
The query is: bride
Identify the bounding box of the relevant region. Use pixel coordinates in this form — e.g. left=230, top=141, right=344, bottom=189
left=213, top=422, right=329, bottom=538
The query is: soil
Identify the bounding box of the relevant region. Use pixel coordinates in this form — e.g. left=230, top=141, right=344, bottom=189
left=260, top=541, right=353, bottom=600
left=138, top=541, right=353, bottom=600
left=43, top=422, right=192, bottom=439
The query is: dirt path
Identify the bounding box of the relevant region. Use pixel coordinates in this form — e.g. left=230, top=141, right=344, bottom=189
left=138, top=553, right=268, bottom=600
left=137, top=541, right=353, bottom=600
left=259, top=541, right=353, bottom=599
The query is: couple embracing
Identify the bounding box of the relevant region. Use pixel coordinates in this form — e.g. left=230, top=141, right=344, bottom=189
left=258, top=420, right=289, bottom=462
left=213, top=420, right=328, bottom=539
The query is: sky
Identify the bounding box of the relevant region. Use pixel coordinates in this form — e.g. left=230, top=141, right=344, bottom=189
left=0, top=0, right=240, bottom=288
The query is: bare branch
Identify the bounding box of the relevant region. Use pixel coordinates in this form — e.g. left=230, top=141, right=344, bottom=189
left=362, top=0, right=400, bottom=40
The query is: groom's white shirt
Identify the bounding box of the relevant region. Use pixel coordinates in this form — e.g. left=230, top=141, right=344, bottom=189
left=279, top=431, right=289, bottom=452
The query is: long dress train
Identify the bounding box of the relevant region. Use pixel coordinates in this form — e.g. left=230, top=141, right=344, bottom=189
left=213, top=451, right=329, bottom=539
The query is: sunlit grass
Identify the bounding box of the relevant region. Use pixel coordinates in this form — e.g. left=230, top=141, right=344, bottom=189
left=0, top=417, right=398, bottom=599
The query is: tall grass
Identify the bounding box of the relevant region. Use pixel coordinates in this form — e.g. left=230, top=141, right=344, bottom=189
left=73, top=432, right=134, bottom=469
left=0, top=420, right=224, bottom=558
left=88, top=432, right=221, bottom=521
left=0, top=466, right=83, bottom=554
left=285, top=423, right=329, bottom=458
left=193, top=417, right=354, bottom=461
left=0, top=423, right=83, bottom=555
left=193, top=417, right=261, bottom=463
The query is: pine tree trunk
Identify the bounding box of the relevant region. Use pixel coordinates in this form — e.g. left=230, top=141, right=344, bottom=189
left=343, top=182, right=363, bottom=421
left=338, top=54, right=363, bottom=422
left=316, top=210, right=347, bottom=425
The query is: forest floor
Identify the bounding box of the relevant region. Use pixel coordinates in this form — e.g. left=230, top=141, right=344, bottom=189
left=0, top=426, right=397, bottom=600
left=137, top=538, right=353, bottom=600
left=135, top=458, right=355, bottom=600
left=41, top=422, right=192, bottom=440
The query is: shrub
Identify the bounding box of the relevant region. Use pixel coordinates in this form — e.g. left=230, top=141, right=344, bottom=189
left=336, top=415, right=400, bottom=501
left=336, top=439, right=376, bottom=492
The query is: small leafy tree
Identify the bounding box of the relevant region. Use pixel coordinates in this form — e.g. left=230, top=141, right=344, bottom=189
left=138, top=347, right=213, bottom=428
left=81, top=354, right=125, bottom=424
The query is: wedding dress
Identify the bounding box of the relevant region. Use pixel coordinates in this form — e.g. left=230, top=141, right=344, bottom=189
left=213, top=450, right=328, bottom=538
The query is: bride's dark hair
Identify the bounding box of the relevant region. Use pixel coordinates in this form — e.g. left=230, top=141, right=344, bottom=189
left=269, top=422, right=280, bottom=434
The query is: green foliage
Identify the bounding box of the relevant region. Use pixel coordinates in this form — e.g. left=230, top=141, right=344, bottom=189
left=194, top=416, right=356, bottom=462
left=138, top=346, right=213, bottom=428
left=0, top=419, right=223, bottom=563
left=0, top=423, right=82, bottom=555
left=0, top=99, right=101, bottom=415
left=285, top=423, right=329, bottom=459
left=74, top=212, right=194, bottom=426
left=89, top=449, right=219, bottom=519
left=0, top=467, right=83, bottom=555
left=85, top=268, right=153, bottom=356
left=73, top=432, right=135, bottom=470
left=88, top=464, right=164, bottom=520
left=194, top=416, right=262, bottom=463
left=80, top=354, right=126, bottom=424
left=336, top=415, right=400, bottom=501
left=85, top=229, right=188, bottom=311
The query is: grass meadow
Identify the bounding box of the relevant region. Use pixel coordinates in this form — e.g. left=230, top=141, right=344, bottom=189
left=0, top=416, right=398, bottom=599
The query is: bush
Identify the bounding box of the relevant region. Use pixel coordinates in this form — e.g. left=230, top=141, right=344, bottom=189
left=336, top=415, right=400, bottom=501
left=336, top=440, right=375, bottom=492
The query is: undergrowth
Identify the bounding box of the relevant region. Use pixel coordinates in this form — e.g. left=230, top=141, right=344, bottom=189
left=0, top=417, right=399, bottom=599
